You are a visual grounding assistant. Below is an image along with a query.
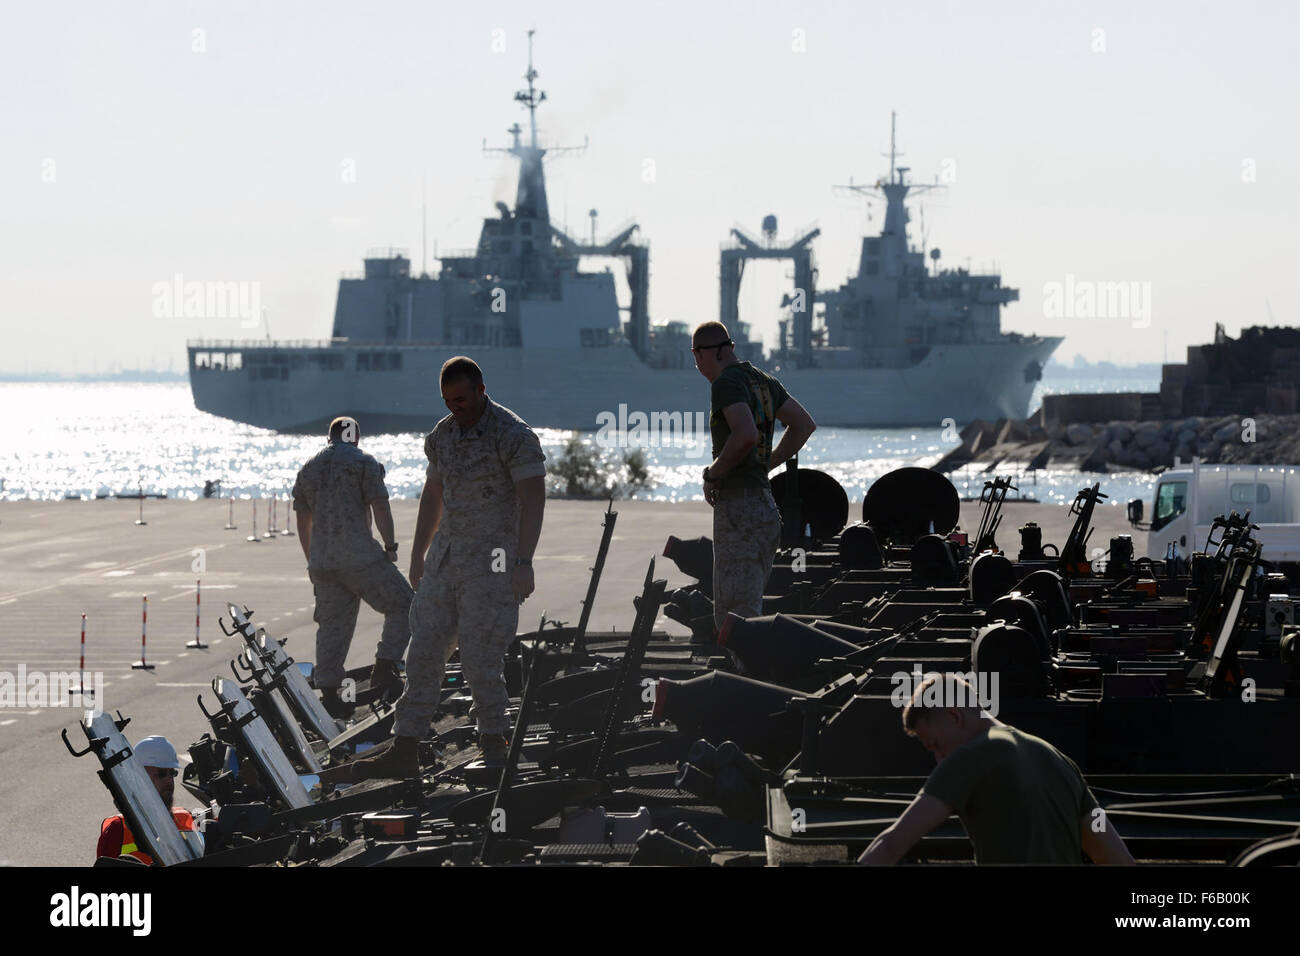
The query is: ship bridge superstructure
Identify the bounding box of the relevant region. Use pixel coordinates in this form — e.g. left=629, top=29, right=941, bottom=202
left=440, top=31, right=650, bottom=357
left=321, top=32, right=650, bottom=359
left=807, top=113, right=1031, bottom=371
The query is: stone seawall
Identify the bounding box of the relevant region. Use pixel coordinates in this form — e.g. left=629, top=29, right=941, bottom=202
left=935, top=413, right=1300, bottom=474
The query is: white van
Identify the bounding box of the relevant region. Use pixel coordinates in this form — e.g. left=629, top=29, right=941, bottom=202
left=1131, top=458, right=1300, bottom=563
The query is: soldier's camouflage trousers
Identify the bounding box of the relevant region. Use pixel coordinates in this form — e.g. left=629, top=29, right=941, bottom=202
left=309, top=558, right=414, bottom=689
left=712, top=489, right=782, bottom=631
left=393, top=564, right=519, bottom=739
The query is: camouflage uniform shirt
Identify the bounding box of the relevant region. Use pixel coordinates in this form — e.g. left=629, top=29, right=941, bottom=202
left=424, top=397, right=547, bottom=590
left=710, top=361, right=789, bottom=491
left=292, top=442, right=389, bottom=571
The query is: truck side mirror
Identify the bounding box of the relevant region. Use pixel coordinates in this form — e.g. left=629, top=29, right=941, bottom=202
left=1127, top=498, right=1144, bottom=525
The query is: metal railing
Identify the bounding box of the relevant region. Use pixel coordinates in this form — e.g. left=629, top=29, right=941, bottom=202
left=187, top=339, right=341, bottom=350
left=187, top=338, right=471, bottom=351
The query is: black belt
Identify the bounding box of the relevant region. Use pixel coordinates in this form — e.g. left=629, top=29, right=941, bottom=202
left=715, top=485, right=771, bottom=501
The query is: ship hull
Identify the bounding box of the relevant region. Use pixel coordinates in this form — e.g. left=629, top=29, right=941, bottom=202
left=188, top=336, right=1062, bottom=433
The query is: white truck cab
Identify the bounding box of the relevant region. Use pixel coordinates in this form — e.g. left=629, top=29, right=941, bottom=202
left=1131, top=457, right=1300, bottom=564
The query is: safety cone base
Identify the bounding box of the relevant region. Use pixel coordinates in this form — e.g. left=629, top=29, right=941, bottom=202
left=131, top=661, right=155, bottom=670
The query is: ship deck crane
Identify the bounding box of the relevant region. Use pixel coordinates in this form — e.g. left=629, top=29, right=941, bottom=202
left=720, top=220, right=820, bottom=367
left=552, top=222, right=651, bottom=360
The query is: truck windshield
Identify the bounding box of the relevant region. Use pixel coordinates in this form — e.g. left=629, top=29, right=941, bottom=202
left=1152, top=480, right=1187, bottom=532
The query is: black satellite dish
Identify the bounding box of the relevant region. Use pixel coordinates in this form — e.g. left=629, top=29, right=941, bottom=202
left=769, top=468, right=850, bottom=541
left=863, top=467, right=960, bottom=544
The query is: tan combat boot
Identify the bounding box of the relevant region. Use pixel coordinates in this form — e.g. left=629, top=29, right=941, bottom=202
left=479, top=733, right=510, bottom=767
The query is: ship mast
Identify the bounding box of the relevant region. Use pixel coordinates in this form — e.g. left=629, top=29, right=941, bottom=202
left=517, top=29, right=543, bottom=151
left=889, top=110, right=896, bottom=182
left=482, top=31, right=586, bottom=235
left=833, top=111, right=944, bottom=274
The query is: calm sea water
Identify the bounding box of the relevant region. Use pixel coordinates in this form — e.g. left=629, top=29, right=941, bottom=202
left=0, top=377, right=1161, bottom=509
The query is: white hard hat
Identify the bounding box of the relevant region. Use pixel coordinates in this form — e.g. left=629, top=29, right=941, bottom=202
left=134, top=735, right=180, bottom=770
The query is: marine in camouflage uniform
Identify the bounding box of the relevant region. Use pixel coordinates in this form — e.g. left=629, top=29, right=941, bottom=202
left=392, top=395, right=547, bottom=744
left=291, top=420, right=413, bottom=706
left=693, top=321, right=816, bottom=631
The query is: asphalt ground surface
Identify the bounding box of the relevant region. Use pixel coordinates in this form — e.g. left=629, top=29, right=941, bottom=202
left=0, top=496, right=1134, bottom=866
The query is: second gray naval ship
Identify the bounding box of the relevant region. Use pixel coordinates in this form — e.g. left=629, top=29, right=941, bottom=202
left=188, top=39, right=1061, bottom=433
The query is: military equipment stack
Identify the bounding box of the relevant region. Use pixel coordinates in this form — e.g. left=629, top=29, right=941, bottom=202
left=67, top=468, right=1300, bottom=865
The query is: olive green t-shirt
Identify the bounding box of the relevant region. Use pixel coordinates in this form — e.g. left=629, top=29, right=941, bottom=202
left=709, top=361, right=789, bottom=490
left=921, top=725, right=1099, bottom=864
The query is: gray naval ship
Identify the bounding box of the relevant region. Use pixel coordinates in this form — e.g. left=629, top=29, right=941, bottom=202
left=188, top=42, right=1061, bottom=433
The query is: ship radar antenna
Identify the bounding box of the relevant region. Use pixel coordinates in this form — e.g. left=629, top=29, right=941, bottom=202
left=833, top=112, right=944, bottom=243
left=516, top=29, right=546, bottom=150
left=484, top=32, right=587, bottom=168
left=482, top=32, right=588, bottom=228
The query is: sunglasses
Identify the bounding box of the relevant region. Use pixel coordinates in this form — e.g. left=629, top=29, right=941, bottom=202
left=691, top=339, right=733, bottom=355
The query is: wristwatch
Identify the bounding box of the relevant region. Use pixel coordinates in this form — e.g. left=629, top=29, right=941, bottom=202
left=515, top=557, right=532, bottom=567
left=385, top=541, right=399, bottom=553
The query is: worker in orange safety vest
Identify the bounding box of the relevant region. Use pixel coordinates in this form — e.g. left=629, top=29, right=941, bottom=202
left=95, top=735, right=204, bottom=864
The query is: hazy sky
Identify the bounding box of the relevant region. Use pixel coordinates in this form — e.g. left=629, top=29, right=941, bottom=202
left=3, top=1, right=1297, bottom=373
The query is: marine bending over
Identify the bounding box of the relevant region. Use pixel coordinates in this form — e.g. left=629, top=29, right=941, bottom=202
left=858, top=674, right=1135, bottom=865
